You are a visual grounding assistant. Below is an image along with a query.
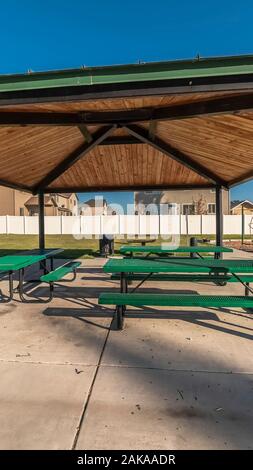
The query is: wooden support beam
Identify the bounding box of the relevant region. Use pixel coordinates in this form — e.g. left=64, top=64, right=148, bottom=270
left=122, top=124, right=228, bottom=187
left=1, top=93, right=253, bottom=126
left=100, top=136, right=141, bottom=145
left=33, top=125, right=116, bottom=193
left=45, top=183, right=216, bottom=193
left=148, top=120, right=157, bottom=140
left=0, top=179, right=32, bottom=193
left=78, top=125, right=93, bottom=143
left=229, top=169, right=253, bottom=188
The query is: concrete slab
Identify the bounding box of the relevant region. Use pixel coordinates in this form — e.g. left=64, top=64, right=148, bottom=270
left=0, top=268, right=112, bottom=365
left=76, top=366, right=253, bottom=450
left=1, top=255, right=253, bottom=450
left=0, top=361, right=95, bottom=450
left=0, top=300, right=110, bottom=365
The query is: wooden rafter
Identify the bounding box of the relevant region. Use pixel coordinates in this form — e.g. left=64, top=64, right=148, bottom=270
left=122, top=124, right=228, bottom=187
left=46, top=183, right=216, bottom=193
left=78, top=125, right=93, bottom=143
left=33, top=125, right=117, bottom=193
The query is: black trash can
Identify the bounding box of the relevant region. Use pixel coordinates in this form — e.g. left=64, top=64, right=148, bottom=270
left=99, top=234, right=114, bottom=257
left=190, top=236, right=198, bottom=258
left=190, top=237, right=210, bottom=258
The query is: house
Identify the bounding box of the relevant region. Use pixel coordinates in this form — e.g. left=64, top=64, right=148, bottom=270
left=80, top=197, right=117, bottom=215
left=25, top=193, right=78, bottom=216
left=134, top=189, right=230, bottom=215
left=0, top=186, right=78, bottom=216
left=80, top=197, right=107, bottom=216
left=230, top=200, right=253, bottom=215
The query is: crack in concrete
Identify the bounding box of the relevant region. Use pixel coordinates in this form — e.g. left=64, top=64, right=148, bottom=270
left=0, top=358, right=252, bottom=375
left=71, top=317, right=113, bottom=450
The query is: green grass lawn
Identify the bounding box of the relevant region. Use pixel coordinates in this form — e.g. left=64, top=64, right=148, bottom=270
left=0, top=234, right=249, bottom=259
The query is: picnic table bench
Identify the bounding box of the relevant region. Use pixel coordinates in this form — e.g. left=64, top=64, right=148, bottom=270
left=99, top=257, right=253, bottom=329
left=40, top=261, right=81, bottom=301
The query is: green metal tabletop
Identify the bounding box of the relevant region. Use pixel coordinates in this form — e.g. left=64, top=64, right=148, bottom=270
left=0, top=255, right=46, bottom=271
left=104, top=257, right=253, bottom=274
left=120, top=245, right=233, bottom=254
left=21, top=248, right=64, bottom=258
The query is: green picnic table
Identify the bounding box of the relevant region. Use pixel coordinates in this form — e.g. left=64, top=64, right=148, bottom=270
left=100, top=257, right=253, bottom=329
left=103, top=257, right=253, bottom=274
left=120, top=244, right=233, bottom=258
left=0, top=248, right=63, bottom=302
left=122, top=238, right=157, bottom=247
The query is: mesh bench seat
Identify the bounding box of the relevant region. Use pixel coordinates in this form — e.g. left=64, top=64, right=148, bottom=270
left=40, top=261, right=81, bottom=301
left=99, top=293, right=253, bottom=308
left=40, top=261, right=81, bottom=283
left=99, top=293, right=253, bottom=329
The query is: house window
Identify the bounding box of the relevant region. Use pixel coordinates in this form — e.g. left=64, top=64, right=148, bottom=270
left=208, top=203, right=216, bottom=214
left=167, top=203, right=177, bottom=215
left=182, top=204, right=195, bottom=215
left=19, top=208, right=24, bottom=216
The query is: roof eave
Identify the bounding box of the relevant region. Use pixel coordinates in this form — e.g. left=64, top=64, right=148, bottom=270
left=2, top=53, right=253, bottom=94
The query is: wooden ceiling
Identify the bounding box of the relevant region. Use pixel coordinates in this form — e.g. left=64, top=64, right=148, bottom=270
left=0, top=87, right=253, bottom=193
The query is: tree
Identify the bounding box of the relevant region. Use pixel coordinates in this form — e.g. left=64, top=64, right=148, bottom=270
left=195, top=194, right=207, bottom=214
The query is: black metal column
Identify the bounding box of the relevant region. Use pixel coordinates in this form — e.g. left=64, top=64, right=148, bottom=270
left=38, top=191, right=45, bottom=250
left=215, top=186, right=223, bottom=259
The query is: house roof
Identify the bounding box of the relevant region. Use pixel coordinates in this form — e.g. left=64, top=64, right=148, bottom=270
left=83, top=198, right=107, bottom=207
left=25, top=195, right=57, bottom=207
left=231, top=199, right=253, bottom=210
left=1, top=55, right=253, bottom=193
left=57, top=192, right=78, bottom=199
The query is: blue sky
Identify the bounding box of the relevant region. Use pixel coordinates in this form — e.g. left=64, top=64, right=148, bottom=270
left=1, top=0, right=253, bottom=207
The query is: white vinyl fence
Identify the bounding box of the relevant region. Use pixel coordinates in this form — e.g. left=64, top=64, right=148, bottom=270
left=0, top=214, right=253, bottom=236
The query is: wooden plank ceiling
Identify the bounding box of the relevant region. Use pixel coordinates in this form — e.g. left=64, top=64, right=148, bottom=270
left=0, top=90, right=253, bottom=193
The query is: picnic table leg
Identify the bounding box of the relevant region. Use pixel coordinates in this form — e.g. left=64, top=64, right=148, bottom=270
left=43, top=259, right=47, bottom=275
left=18, top=268, right=26, bottom=302
left=0, top=272, right=14, bottom=303
left=115, top=306, right=124, bottom=330
left=9, top=272, right=14, bottom=301
left=245, top=282, right=250, bottom=296
left=17, top=267, right=54, bottom=303
left=115, top=272, right=127, bottom=330
left=244, top=282, right=253, bottom=313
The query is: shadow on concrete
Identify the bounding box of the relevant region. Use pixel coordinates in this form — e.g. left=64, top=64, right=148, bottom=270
left=42, top=295, right=253, bottom=342
left=41, top=301, right=253, bottom=449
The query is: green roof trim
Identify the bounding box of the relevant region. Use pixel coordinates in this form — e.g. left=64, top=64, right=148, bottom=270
left=1, top=54, right=253, bottom=93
